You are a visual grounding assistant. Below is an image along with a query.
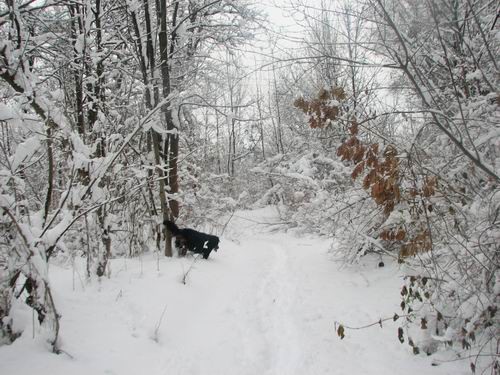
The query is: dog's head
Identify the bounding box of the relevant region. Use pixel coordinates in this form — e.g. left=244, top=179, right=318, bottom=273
left=210, top=236, right=220, bottom=251
left=174, top=235, right=187, bottom=248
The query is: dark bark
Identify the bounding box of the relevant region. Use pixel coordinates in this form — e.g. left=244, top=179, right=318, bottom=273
left=42, top=125, right=54, bottom=227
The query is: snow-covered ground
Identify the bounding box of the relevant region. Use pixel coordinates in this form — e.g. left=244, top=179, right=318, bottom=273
left=1, top=208, right=468, bottom=374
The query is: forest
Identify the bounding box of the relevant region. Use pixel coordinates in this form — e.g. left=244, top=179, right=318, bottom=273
left=0, top=0, right=498, bottom=374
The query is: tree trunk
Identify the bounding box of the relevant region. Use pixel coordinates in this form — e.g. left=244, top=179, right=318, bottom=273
left=158, top=0, right=180, bottom=256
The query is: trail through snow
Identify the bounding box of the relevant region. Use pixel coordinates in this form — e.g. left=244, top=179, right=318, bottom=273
left=0, top=208, right=467, bottom=374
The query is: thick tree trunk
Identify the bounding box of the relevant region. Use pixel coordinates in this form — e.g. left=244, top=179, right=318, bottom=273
left=158, top=0, right=181, bottom=256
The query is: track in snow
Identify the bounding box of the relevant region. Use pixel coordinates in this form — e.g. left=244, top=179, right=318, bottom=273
left=0, top=208, right=467, bottom=375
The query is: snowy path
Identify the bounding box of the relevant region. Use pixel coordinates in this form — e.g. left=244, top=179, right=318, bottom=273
left=0, top=209, right=467, bottom=375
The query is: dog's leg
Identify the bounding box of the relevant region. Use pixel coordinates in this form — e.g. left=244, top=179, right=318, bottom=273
left=175, top=236, right=188, bottom=256
left=180, top=241, right=188, bottom=256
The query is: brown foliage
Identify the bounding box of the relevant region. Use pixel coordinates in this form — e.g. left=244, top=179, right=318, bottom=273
left=296, top=88, right=402, bottom=215
left=422, top=176, right=437, bottom=197
left=351, top=161, right=365, bottom=180
left=380, top=227, right=407, bottom=241
left=296, top=87, right=439, bottom=258
left=399, top=230, right=432, bottom=259
left=293, top=87, right=346, bottom=129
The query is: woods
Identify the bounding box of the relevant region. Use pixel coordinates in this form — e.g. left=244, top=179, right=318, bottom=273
left=0, top=0, right=498, bottom=373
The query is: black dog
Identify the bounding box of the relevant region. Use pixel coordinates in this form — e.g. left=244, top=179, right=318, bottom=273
left=164, top=220, right=219, bottom=259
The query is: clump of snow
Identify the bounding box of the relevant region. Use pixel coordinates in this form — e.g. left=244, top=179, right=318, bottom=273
left=10, top=136, right=41, bottom=171
left=0, top=103, right=16, bottom=121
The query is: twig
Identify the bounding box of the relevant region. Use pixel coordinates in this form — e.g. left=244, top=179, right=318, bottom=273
left=153, top=304, right=168, bottom=343
left=181, top=254, right=201, bottom=285
left=334, top=313, right=410, bottom=339
left=220, top=209, right=235, bottom=237
left=230, top=214, right=291, bottom=226
left=335, top=315, right=403, bottom=331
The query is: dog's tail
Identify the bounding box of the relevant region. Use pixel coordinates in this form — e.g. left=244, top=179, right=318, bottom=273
left=164, top=220, right=181, bottom=235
